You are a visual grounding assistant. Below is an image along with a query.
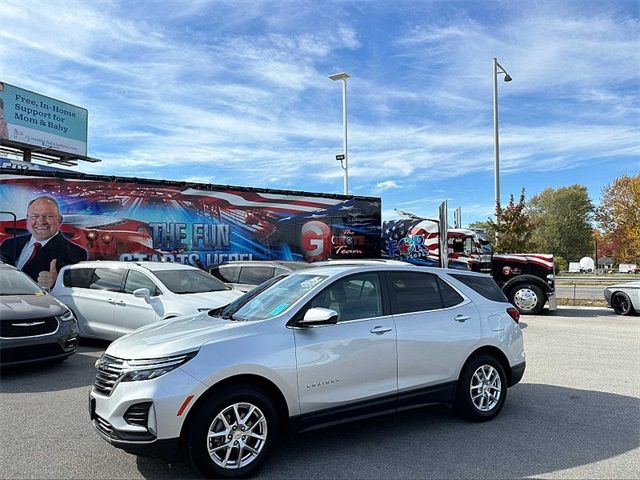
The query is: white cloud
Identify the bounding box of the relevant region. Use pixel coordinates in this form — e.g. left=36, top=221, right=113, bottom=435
left=0, top=0, right=636, bottom=210
left=375, top=180, right=400, bottom=191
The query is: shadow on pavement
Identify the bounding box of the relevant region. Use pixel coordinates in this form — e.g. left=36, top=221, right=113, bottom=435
left=134, top=383, right=640, bottom=479
left=0, top=344, right=107, bottom=393
left=550, top=307, right=615, bottom=318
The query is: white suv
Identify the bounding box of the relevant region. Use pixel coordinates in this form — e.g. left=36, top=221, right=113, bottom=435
left=90, top=263, right=526, bottom=477
left=51, top=261, right=243, bottom=340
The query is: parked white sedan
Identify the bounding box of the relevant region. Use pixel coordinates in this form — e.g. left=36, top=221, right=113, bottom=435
left=51, top=261, right=243, bottom=340
left=603, top=281, right=640, bottom=315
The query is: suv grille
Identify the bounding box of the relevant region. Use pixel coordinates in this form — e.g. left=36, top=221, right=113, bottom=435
left=0, top=316, right=58, bottom=338
left=94, top=355, right=126, bottom=396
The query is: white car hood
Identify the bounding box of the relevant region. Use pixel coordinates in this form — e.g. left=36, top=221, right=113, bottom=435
left=106, top=312, right=257, bottom=359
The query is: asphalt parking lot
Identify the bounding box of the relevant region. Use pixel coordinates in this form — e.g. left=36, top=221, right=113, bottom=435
left=1, top=307, right=639, bottom=479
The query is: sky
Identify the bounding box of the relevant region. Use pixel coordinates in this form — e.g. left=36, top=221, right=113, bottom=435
left=1, top=0, right=638, bottom=225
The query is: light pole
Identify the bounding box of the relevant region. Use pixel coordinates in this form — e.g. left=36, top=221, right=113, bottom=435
left=493, top=58, right=512, bottom=219
left=329, top=72, right=350, bottom=195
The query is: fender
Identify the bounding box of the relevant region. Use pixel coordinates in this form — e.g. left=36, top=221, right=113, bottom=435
left=502, top=274, right=552, bottom=295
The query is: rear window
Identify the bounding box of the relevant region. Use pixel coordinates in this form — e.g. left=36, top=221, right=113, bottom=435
left=238, top=266, right=273, bottom=285
left=449, top=274, right=507, bottom=302
left=437, top=277, right=465, bottom=307
left=89, top=268, right=126, bottom=292
left=63, top=268, right=94, bottom=288
left=210, top=265, right=239, bottom=283
left=388, top=271, right=442, bottom=313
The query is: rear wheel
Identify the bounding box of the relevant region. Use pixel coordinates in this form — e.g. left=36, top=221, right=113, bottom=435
left=455, top=355, right=507, bottom=422
left=509, top=284, right=545, bottom=315
left=611, top=292, right=633, bottom=316
left=187, top=385, right=279, bottom=478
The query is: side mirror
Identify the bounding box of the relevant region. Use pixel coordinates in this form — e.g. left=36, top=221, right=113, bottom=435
left=133, top=288, right=151, bottom=302
left=298, top=307, right=339, bottom=326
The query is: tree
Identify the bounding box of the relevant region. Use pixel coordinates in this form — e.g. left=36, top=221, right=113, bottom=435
left=486, top=189, right=534, bottom=253
left=596, top=174, right=640, bottom=264
left=529, top=185, right=594, bottom=262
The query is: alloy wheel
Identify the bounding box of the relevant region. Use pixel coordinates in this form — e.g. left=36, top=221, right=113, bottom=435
left=206, top=402, right=268, bottom=469
left=470, top=365, right=502, bottom=412
left=612, top=293, right=631, bottom=315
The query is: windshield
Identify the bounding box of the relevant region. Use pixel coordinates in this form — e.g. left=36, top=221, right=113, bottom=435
left=0, top=269, right=44, bottom=295
left=479, top=240, right=492, bottom=255
left=218, top=273, right=328, bottom=321
left=153, top=269, right=230, bottom=294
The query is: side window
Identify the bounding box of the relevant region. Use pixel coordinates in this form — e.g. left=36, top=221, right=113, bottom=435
left=238, top=266, right=274, bottom=285
left=63, top=268, right=94, bottom=288
left=274, top=267, right=289, bottom=276
left=311, top=273, right=383, bottom=322
left=449, top=274, right=507, bottom=302
left=437, top=277, right=464, bottom=308
left=89, top=268, right=126, bottom=292
left=123, top=270, right=160, bottom=296
left=389, top=271, right=442, bottom=314
left=211, top=265, right=239, bottom=283
left=452, top=238, right=465, bottom=253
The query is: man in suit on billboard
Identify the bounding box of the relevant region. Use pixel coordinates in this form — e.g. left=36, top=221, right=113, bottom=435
left=0, top=195, right=87, bottom=288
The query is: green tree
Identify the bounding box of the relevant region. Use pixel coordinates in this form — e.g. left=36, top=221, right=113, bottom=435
left=529, top=185, right=594, bottom=262
left=486, top=189, right=534, bottom=253
left=596, top=174, right=640, bottom=264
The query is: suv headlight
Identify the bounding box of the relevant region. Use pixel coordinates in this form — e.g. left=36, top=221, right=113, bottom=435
left=57, top=309, right=75, bottom=322
left=120, top=351, right=198, bottom=382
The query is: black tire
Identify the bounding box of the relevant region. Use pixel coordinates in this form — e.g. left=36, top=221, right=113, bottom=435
left=455, top=355, right=507, bottom=422
left=508, top=284, right=545, bottom=315
left=187, top=385, right=280, bottom=478
left=611, top=292, right=634, bottom=316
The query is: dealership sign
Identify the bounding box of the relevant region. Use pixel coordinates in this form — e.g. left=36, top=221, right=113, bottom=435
left=0, top=82, right=88, bottom=156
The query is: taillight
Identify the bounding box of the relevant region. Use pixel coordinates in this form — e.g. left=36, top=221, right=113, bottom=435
left=507, top=307, right=520, bottom=324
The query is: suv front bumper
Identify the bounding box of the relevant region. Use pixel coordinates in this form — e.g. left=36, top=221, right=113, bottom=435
left=89, top=366, right=207, bottom=459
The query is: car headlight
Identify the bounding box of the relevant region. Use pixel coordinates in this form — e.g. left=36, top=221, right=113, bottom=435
left=120, top=351, right=198, bottom=382
left=57, top=309, right=75, bottom=322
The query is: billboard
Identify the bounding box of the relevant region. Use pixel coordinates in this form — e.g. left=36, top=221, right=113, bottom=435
left=0, top=171, right=382, bottom=271
left=0, top=82, right=88, bottom=156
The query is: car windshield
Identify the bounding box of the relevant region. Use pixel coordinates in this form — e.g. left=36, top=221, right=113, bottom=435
left=153, top=269, right=230, bottom=294
left=0, top=269, right=44, bottom=295
left=217, top=273, right=328, bottom=321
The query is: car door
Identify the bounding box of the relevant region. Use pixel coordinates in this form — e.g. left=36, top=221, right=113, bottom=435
left=293, top=272, right=397, bottom=417
left=112, top=269, right=163, bottom=337
left=72, top=267, right=126, bottom=340
left=387, top=270, right=481, bottom=401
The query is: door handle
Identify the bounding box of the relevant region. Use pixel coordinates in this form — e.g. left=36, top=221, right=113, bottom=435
left=454, top=314, right=471, bottom=322
left=370, top=326, right=392, bottom=335
left=106, top=298, right=117, bottom=304
left=116, top=300, right=126, bottom=305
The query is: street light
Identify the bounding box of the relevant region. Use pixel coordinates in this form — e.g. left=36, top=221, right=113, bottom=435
left=493, top=58, right=512, bottom=219
left=329, top=71, right=350, bottom=195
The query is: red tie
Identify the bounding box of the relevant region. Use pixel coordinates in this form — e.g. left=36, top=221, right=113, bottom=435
left=24, top=242, right=42, bottom=267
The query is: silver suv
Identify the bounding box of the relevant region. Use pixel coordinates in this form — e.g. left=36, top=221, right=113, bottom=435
left=90, top=262, right=525, bottom=478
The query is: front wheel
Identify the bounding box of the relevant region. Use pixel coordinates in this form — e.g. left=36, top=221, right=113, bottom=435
left=611, top=292, right=633, bottom=315
left=455, top=355, right=507, bottom=422
left=187, top=385, right=279, bottom=478
left=508, top=284, right=545, bottom=315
